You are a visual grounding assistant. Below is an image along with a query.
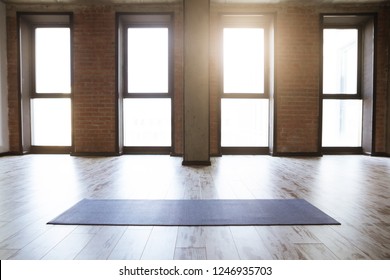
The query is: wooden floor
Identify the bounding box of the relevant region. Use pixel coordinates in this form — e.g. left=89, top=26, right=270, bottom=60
left=0, top=154, right=389, bottom=260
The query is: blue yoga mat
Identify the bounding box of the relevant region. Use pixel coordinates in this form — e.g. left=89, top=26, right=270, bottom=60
left=48, top=199, right=340, bottom=226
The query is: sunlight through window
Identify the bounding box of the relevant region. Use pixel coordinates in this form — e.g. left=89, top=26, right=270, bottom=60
left=221, top=99, right=269, bottom=147
left=31, top=99, right=71, bottom=146
left=221, top=23, right=269, bottom=148
left=322, top=100, right=362, bottom=147
left=323, top=29, right=358, bottom=94
left=127, top=28, right=168, bottom=93
left=124, top=99, right=171, bottom=146
left=223, top=28, right=264, bottom=94
left=33, top=27, right=71, bottom=146
left=35, top=28, right=71, bottom=94
left=322, top=28, right=362, bottom=148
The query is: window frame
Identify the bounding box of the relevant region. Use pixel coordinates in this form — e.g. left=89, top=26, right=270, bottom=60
left=31, top=24, right=72, bottom=99
left=221, top=15, right=271, bottom=99
left=320, top=14, right=376, bottom=154
left=321, top=24, right=363, bottom=100
left=125, top=25, right=172, bottom=98
left=219, top=14, right=273, bottom=155
left=117, top=13, right=174, bottom=154
left=18, top=13, right=73, bottom=153
left=120, top=14, right=173, bottom=99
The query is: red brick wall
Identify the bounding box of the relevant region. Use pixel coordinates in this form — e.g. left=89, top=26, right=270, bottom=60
left=72, top=5, right=116, bottom=154
left=374, top=7, right=389, bottom=153
left=5, top=2, right=390, bottom=156
left=6, top=3, right=184, bottom=155
left=275, top=5, right=320, bottom=154
left=6, top=9, right=19, bottom=152
left=210, top=2, right=389, bottom=155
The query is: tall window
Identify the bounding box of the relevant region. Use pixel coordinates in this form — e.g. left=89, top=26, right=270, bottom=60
left=19, top=14, right=72, bottom=153
left=221, top=15, right=271, bottom=153
left=322, top=27, right=362, bottom=148
left=119, top=14, right=172, bottom=153
left=32, top=27, right=71, bottom=146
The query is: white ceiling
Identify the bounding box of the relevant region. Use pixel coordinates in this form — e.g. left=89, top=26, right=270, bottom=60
left=1, top=0, right=389, bottom=4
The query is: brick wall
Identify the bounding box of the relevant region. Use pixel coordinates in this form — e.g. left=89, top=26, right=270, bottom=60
left=5, top=1, right=390, bottom=156
left=274, top=5, right=320, bottom=154
left=72, top=5, right=116, bottom=154
left=375, top=6, right=389, bottom=153
left=6, top=8, right=19, bottom=152
left=6, top=3, right=184, bottom=155
left=210, top=2, right=389, bottom=155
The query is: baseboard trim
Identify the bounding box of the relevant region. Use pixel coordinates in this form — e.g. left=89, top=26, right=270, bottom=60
left=30, top=146, right=71, bottom=154
left=123, top=147, right=171, bottom=155
left=70, top=152, right=120, bottom=157
left=370, top=152, right=390, bottom=157
left=221, top=147, right=269, bottom=155
left=210, top=153, right=222, bottom=157
left=182, top=160, right=212, bottom=166
left=322, top=147, right=363, bottom=155
left=271, top=152, right=322, bottom=157
left=170, top=152, right=183, bottom=157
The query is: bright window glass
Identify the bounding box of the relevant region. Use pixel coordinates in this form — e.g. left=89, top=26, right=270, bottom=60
left=223, top=28, right=265, bottom=94
left=31, top=98, right=71, bottom=146
left=124, top=98, right=171, bottom=146
left=127, top=28, right=168, bottom=93
left=323, top=29, right=358, bottom=94
left=322, top=99, right=362, bottom=147
left=35, top=28, right=71, bottom=94
left=221, top=98, right=268, bottom=147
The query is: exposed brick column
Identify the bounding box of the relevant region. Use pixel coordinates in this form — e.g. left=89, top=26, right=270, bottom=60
left=72, top=5, right=117, bottom=154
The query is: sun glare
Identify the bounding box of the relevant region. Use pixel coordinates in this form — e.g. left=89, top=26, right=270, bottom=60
left=127, top=28, right=169, bottom=94
left=223, top=28, right=265, bottom=94
left=35, top=28, right=71, bottom=94
left=32, top=28, right=71, bottom=146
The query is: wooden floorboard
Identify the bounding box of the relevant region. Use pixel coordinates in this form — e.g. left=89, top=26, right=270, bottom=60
left=174, top=247, right=207, bottom=260
left=73, top=226, right=127, bottom=260
left=108, top=227, right=152, bottom=260
left=140, top=226, right=178, bottom=260
left=0, top=154, right=389, bottom=259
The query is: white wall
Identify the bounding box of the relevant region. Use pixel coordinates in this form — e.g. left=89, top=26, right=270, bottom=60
left=0, top=2, right=9, bottom=153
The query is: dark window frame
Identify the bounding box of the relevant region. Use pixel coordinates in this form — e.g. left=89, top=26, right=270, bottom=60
left=124, top=24, right=172, bottom=99
left=118, top=13, right=173, bottom=99
left=18, top=13, right=73, bottom=154
left=219, top=14, right=274, bottom=155
left=320, top=14, right=376, bottom=154
left=322, top=24, right=363, bottom=100
left=31, top=24, right=72, bottom=99
left=117, top=13, right=174, bottom=154
left=221, top=14, right=271, bottom=100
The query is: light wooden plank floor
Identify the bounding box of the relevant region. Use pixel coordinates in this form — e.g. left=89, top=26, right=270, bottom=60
left=0, top=154, right=389, bottom=260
